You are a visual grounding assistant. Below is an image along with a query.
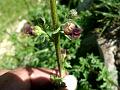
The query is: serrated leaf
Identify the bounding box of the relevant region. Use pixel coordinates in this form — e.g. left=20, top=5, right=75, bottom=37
left=64, top=61, right=72, bottom=68
left=34, top=26, right=47, bottom=35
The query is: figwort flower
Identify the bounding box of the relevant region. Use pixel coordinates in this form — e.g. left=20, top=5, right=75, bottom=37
left=71, top=27, right=81, bottom=39
left=22, top=23, right=35, bottom=35
left=63, top=22, right=76, bottom=35
left=63, top=22, right=83, bottom=39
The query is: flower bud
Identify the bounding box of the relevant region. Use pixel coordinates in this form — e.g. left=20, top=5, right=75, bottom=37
left=69, top=9, right=78, bottom=17
left=61, top=48, right=66, bottom=60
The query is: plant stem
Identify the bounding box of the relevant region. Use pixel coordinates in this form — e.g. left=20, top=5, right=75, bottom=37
left=50, top=0, right=62, bottom=77
left=50, top=0, right=58, bottom=29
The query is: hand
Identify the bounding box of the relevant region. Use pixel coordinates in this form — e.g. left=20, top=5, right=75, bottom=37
left=0, top=67, right=59, bottom=90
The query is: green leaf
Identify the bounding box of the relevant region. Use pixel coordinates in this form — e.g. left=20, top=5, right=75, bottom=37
left=34, top=26, right=47, bottom=36
left=52, top=27, right=61, bottom=35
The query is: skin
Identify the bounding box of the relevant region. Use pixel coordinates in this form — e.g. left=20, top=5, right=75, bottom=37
left=0, top=68, right=60, bottom=90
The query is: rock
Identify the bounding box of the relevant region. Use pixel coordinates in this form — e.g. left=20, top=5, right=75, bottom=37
left=97, top=38, right=118, bottom=90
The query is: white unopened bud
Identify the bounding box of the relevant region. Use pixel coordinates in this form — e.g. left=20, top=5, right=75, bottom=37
left=69, top=9, right=78, bottom=17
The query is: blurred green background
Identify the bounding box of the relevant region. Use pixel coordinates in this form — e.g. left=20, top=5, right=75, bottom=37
left=0, top=0, right=120, bottom=89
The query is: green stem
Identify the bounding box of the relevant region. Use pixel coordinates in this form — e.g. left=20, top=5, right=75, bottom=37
left=50, top=0, right=62, bottom=77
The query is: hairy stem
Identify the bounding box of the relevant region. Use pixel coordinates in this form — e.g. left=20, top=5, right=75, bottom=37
left=50, top=0, right=62, bottom=77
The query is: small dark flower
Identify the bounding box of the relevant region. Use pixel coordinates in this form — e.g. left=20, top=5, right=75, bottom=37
left=71, top=28, right=82, bottom=39
left=22, top=23, right=35, bottom=35
left=63, top=22, right=83, bottom=39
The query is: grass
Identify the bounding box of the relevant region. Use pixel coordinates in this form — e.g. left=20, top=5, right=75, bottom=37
left=0, top=0, right=39, bottom=39
left=0, top=0, right=41, bottom=69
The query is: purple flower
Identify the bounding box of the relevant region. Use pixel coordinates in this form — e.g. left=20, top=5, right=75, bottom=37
left=71, top=28, right=81, bottom=39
